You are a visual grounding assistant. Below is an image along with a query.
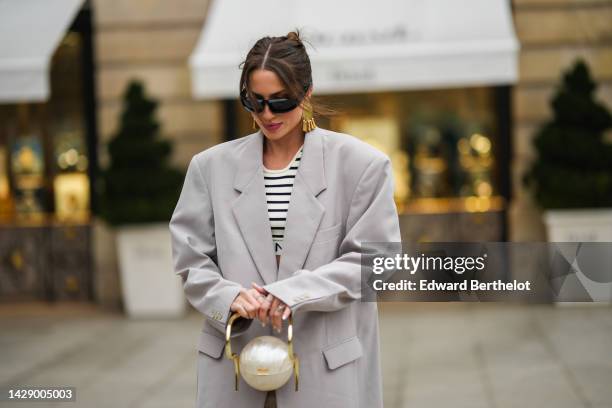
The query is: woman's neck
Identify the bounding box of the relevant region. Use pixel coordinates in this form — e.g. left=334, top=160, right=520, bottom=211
left=263, top=127, right=305, bottom=167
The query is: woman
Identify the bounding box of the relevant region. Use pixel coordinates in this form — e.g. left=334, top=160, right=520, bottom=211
left=170, top=31, right=401, bottom=408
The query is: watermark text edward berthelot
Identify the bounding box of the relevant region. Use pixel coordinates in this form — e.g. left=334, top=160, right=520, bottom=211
left=371, top=253, right=531, bottom=292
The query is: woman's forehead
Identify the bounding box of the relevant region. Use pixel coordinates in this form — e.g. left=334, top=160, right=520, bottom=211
left=249, top=69, right=286, bottom=96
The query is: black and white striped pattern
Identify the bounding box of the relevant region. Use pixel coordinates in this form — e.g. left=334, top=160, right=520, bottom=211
left=263, top=146, right=303, bottom=256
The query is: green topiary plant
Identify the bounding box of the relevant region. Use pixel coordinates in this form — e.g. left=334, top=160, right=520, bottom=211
left=524, top=59, right=612, bottom=209
left=97, top=80, right=185, bottom=225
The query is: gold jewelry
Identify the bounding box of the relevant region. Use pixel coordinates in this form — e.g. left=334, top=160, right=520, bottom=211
left=252, top=118, right=258, bottom=130
left=301, top=101, right=316, bottom=132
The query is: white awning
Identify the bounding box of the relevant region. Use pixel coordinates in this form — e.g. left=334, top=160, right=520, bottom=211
left=190, top=0, right=519, bottom=99
left=0, top=0, right=84, bottom=103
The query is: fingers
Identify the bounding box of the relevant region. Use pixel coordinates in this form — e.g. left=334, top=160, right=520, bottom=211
left=249, top=288, right=267, bottom=324
left=257, top=299, right=266, bottom=326
left=282, top=305, right=291, bottom=321
left=234, top=288, right=261, bottom=319
left=273, top=305, right=282, bottom=333
left=261, top=294, right=273, bottom=325
left=230, top=299, right=249, bottom=319
left=248, top=283, right=269, bottom=325
left=257, top=293, right=270, bottom=325
left=240, top=289, right=261, bottom=314
left=251, top=282, right=268, bottom=295
left=271, top=299, right=285, bottom=333
left=268, top=297, right=280, bottom=331
left=230, top=286, right=291, bottom=332
left=252, top=283, right=269, bottom=324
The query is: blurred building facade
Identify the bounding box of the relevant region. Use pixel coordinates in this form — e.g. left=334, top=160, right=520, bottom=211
left=0, top=1, right=96, bottom=303
left=0, top=0, right=611, bottom=307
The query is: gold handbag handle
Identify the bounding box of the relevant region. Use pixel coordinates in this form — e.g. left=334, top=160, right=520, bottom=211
left=225, top=313, right=242, bottom=391
left=224, top=312, right=299, bottom=391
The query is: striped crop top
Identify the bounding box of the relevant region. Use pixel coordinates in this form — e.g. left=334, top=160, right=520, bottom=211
left=263, top=145, right=303, bottom=256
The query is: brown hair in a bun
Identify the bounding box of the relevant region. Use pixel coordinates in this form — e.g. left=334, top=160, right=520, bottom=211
left=240, top=29, right=310, bottom=100
left=239, top=29, right=335, bottom=119
left=286, top=31, right=303, bottom=46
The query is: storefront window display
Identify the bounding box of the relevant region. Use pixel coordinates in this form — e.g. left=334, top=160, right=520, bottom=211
left=236, top=87, right=505, bottom=213
left=0, top=21, right=94, bottom=301
left=0, top=31, right=89, bottom=223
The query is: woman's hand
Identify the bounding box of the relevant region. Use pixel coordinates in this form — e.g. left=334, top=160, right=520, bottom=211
left=229, top=288, right=262, bottom=319
left=252, top=282, right=291, bottom=333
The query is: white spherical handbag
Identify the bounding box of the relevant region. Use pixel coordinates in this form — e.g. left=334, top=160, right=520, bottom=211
left=225, top=312, right=300, bottom=392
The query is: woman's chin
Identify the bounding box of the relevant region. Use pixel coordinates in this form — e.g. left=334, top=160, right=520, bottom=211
left=262, top=128, right=287, bottom=140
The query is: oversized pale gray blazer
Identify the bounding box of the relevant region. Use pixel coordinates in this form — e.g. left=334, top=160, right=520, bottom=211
left=169, top=126, right=401, bottom=408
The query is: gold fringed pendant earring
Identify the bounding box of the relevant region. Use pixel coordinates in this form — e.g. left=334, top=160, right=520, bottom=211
left=302, top=101, right=316, bottom=132
left=252, top=118, right=258, bottom=130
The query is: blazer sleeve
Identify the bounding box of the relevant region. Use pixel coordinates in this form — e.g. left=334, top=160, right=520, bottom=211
left=169, top=156, right=252, bottom=336
left=263, top=155, right=401, bottom=313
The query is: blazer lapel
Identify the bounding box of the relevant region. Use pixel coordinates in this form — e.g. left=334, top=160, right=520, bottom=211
left=278, top=128, right=327, bottom=280
left=231, top=129, right=328, bottom=284
left=231, top=131, right=277, bottom=285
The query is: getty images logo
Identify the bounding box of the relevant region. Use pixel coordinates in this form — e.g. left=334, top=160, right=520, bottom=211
left=372, top=253, right=488, bottom=275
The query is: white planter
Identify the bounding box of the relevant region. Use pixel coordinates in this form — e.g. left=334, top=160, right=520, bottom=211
left=543, top=209, right=612, bottom=304
left=544, top=208, right=612, bottom=242
left=116, top=223, right=186, bottom=318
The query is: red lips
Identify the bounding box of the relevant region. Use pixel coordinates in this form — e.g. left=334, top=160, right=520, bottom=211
left=264, top=123, right=282, bottom=131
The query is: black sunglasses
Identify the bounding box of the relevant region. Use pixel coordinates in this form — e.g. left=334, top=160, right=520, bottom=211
left=240, top=85, right=309, bottom=114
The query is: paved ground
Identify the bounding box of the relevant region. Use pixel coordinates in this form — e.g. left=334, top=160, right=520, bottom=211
left=0, top=302, right=610, bottom=408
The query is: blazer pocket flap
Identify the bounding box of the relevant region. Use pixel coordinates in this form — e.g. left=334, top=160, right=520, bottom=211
left=197, top=330, right=226, bottom=359
left=322, top=336, right=363, bottom=370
